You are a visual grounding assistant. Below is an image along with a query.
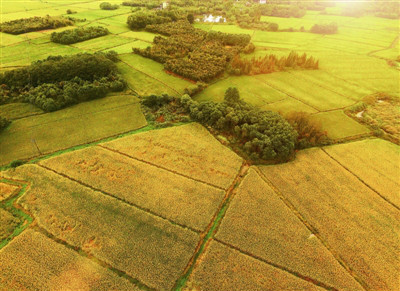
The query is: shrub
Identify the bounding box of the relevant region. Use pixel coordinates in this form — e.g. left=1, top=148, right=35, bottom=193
left=187, top=13, right=194, bottom=24
left=9, top=160, right=25, bottom=168
left=66, top=9, right=77, bottom=14
left=285, top=112, right=329, bottom=149
left=100, top=2, right=119, bottom=10
left=0, top=116, right=11, bottom=132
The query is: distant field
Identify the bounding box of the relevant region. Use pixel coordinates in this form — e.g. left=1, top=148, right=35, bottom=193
left=0, top=229, right=141, bottom=291
left=102, top=123, right=244, bottom=189
left=3, top=164, right=199, bottom=291
left=259, top=147, right=400, bottom=291
left=0, top=95, right=147, bottom=165
left=40, top=145, right=225, bottom=231
left=323, top=139, right=400, bottom=208
left=186, top=240, right=324, bottom=291
left=216, top=168, right=363, bottom=291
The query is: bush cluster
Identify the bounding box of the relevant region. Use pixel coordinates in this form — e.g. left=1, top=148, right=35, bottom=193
left=0, top=52, right=125, bottom=112
left=50, top=26, right=109, bottom=44
left=0, top=116, right=11, bottom=132
left=0, top=16, right=74, bottom=35
left=127, top=10, right=182, bottom=30
left=100, top=2, right=119, bottom=10
left=310, top=22, right=338, bottom=34
left=122, top=0, right=161, bottom=9
left=257, top=4, right=306, bottom=18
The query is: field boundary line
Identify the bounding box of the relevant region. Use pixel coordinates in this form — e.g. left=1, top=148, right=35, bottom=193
left=254, top=167, right=369, bottom=291
left=119, top=59, right=181, bottom=95
left=213, top=238, right=339, bottom=291
left=98, top=144, right=226, bottom=191
left=31, top=226, right=156, bottom=291
left=37, top=164, right=200, bottom=233
left=321, top=148, right=400, bottom=211
left=172, top=161, right=250, bottom=291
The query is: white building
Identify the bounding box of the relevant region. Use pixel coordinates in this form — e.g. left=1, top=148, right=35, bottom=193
left=203, top=14, right=226, bottom=23
left=260, top=0, right=267, bottom=4
left=162, top=1, right=169, bottom=9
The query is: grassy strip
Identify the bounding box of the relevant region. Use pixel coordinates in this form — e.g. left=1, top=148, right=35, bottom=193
left=0, top=180, right=32, bottom=249
left=173, top=165, right=248, bottom=291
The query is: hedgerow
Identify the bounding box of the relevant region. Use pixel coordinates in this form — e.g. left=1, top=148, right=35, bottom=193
left=50, top=26, right=109, bottom=44
left=0, top=16, right=74, bottom=35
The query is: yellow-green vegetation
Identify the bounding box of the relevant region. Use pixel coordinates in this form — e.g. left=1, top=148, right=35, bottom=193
left=259, top=148, right=400, bottom=291
left=0, top=103, right=43, bottom=120
left=0, top=95, right=147, bottom=165
left=310, top=110, right=370, bottom=140
left=102, top=123, right=243, bottom=189
left=0, top=229, right=141, bottom=291
left=347, top=94, right=400, bottom=143
left=0, top=208, right=21, bottom=241
left=216, top=168, right=363, bottom=291
left=2, top=164, right=199, bottom=291
left=0, top=182, right=19, bottom=201
left=324, top=139, right=400, bottom=208
left=185, top=240, right=325, bottom=291
left=40, top=146, right=225, bottom=231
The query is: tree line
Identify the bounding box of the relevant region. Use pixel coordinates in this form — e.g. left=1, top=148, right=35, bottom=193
left=0, top=16, right=74, bottom=35
left=50, top=26, right=109, bottom=44
left=0, top=52, right=125, bottom=112
left=229, top=51, right=319, bottom=76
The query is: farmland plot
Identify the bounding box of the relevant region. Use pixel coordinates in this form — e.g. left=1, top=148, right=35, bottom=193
left=185, top=240, right=325, bottom=291
left=0, top=229, right=141, bottom=291
left=0, top=209, right=21, bottom=241
left=40, top=146, right=225, bottom=231
left=323, top=139, right=400, bottom=208
left=0, top=95, right=147, bottom=165
left=258, top=148, right=400, bottom=291
left=102, top=123, right=243, bottom=189
left=0, top=182, right=19, bottom=202
left=216, top=168, right=363, bottom=291
left=2, top=165, right=199, bottom=291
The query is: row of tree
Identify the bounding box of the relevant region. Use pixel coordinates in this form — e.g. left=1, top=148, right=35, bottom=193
left=100, top=2, right=119, bottom=10
left=0, top=16, right=74, bottom=35
left=0, top=52, right=125, bottom=112
left=310, top=22, right=338, bottom=34
left=229, top=51, right=319, bottom=76
left=50, top=26, right=109, bottom=44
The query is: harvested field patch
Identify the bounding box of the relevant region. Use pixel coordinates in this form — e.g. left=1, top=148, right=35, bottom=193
left=101, top=123, right=243, bottom=189
left=0, top=95, right=147, bottom=165
left=40, top=146, right=225, bottom=231
left=216, top=168, right=363, bottom=291
left=258, top=148, right=400, bottom=291
left=185, top=240, right=325, bottom=291
left=0, top=182, right=19, bottom=201
left=2, top=165, right=199, bottom=291
left=0, top=208, right=21, bottom=241
left=0, top=229, right=141, bottom=291
left=324, top=139, right=400, bottom=208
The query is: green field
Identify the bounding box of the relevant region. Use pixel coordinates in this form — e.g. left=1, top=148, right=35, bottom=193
left=0, top=95, right=146, bottom=165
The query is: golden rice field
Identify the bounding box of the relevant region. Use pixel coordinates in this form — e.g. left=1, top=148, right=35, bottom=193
left=2, top=164, right=199, bottom=291
left=0, top=182, right=19, bottom=201
left=102, top=123, right=244, bottom=189
left=0, top=229, right=140, bottom=291
left=323, top=139, right=400, bottom=208
left=215, top=168, right=363, bottom=291
left=258, top=147, right=400, bottom=291
left=40, top=145, right=225, bottom=231
left=0, top=208, right=21, bottom=241
left=185, top=240, right=325, bottom=291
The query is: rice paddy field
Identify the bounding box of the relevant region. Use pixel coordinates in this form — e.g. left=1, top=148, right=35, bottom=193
left=0, top=0, right=399, bottom=290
